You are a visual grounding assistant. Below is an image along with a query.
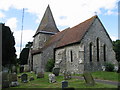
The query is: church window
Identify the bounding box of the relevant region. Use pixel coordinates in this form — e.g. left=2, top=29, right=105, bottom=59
left=89, top=43, right=92, bottom=62
left=96, top=38, right=99, bottom=62
left=70, top=50, right=73, bottom=62
left=103, top=44, right=106, bottom=62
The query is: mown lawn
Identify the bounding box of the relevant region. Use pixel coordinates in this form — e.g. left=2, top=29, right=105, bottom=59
left=10, top=71, right=117, bottom=88
left=91, top=71, right=119, bottom=82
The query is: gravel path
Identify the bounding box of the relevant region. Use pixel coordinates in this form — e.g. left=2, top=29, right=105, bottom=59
left=72, top=76, right=119, bottom=86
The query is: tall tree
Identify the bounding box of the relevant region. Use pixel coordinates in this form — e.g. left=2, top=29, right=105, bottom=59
left=19, top=42, right=32, bottom=65
left=2, top=24, right=17, bottom=67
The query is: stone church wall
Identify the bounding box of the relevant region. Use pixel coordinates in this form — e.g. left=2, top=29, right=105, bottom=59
left=81, top=18, right=117, bottom=72
left=33, top=54, right=42, bottom=72
left=55, top=44, right=84, bottom=74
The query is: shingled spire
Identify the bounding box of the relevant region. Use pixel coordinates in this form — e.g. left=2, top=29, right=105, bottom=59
left=34, top=5, right=59, bottom=36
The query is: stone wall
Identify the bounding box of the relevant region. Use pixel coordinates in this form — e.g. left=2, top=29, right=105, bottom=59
left=33, top=33, right=53, bottom=49
left=81, top=18, right=117, bottom=71
left=55, top=44, right=84, bottom=74
left=33, top=54, right=41, bottom=72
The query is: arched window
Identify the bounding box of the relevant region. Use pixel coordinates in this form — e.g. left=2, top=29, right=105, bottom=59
left=96, top=38, right=99, bottom=62
left=70, top=50, right=73, bottom=62
left=89, top=43, right=92, bottom=62
left=103, top=44, right=106, bottom=62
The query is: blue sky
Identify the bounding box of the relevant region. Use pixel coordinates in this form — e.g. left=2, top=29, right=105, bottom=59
left=0, top=0, right=119, bottom=57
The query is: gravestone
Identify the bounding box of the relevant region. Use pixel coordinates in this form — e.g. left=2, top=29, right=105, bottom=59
left=64, top=71, right=71, bottom=80
left=48, top=74, right=56, bottom=83
left=37, top=72, right=44, bottom=78
left=9, top=73, right=19, bottom=87
left=11, top=66, right=17, bottom=73
left=52, top=67, right=60, bottom=76
left=24, top=65, right=30, bottom=72
left=9, top=73, right=17, bottom=82
left=29, top=76, right=34, bottom=81
left=2, top=70, right=9, bottom=88
left=20, top=65, right=24, bottom=73
left=83, top=72, right=95, bottom=86
left=21, top=74, right=28, bottom=83
left=62, top=81, right=68, bottom=88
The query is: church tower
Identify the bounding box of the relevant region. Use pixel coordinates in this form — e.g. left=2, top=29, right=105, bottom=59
left=33, top=5, right=59, bottom=49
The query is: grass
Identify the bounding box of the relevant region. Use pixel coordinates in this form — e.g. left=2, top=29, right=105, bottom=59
left=91, top=71, right=118, bottom=82
left=10, top=71, right=117, bottom=88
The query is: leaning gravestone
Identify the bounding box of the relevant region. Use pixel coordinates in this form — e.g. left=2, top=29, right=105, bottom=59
left=52, top=67, right=60, bottom=76
left=64, top=71, right=71, bottom=80
left=20, top=65, right=24, bottom=73
left=48, top=74, right=56, bottom=83
left=2, top=70, right=9, bottom=88
left=21, top=74, right=28, bottom=83
left=83, top=71, right=95, bottom=86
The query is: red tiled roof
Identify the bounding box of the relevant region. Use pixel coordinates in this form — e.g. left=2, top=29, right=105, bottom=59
left=56, top=15, right=97, bottom=48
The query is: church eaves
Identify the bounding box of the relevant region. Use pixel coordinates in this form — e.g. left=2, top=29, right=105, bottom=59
left=34, top=5, right=59, bottom=37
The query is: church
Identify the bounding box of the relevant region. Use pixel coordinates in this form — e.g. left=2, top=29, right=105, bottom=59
left=28, top=5, right=117, bottom=74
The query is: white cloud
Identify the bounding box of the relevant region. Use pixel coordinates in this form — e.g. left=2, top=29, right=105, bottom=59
left=5, top=17, right=18, bottom=32
left=0, top=11, right=5, bottom=18
left=0, top=0, right=118, bottom=27
left=105, top=10, right=118, bottom=15
left=110, top=35, right=118, bottom=41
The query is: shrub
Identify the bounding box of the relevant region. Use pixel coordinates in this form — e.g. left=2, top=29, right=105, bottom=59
left=45, top=59, right=54, bottom=72
left=104, top=62, right=114, bottom=72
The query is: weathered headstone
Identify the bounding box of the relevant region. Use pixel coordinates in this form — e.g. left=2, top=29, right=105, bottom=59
left=20, top=65, right=24, bottom=73
left=48, top=74, right=56, bottom=83
left=37, top=72, right=44, bottom=78
left=29, top=76, right=34, bottom=81
left=9, top=73, right=17, bottom=82
left=24, top=65, right=30, bottom=72
left=62, top=81, right=68, bottom=88
left=9, top=72, right=19, bottom=87
left=21, top=74, right=28, bottom=83
left=52, top=67, right=60, bottom=76
left=10, top=81, right=19, bottom=87
left=11, top=66, right=17, bottom=73
left=83, top=72, right=95, bottom=86
left=2, top=70, right=9, bottom=88
left=64, top=71, right=71, bottom=80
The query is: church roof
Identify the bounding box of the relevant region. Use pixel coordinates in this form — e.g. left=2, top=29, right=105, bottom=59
left=34, top=5, right=59, bottom=37
left=44, top=15, right=97, bottom=49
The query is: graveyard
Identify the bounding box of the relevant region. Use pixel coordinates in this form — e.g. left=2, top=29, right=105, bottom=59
left=3, top=71, right=117, bottom=89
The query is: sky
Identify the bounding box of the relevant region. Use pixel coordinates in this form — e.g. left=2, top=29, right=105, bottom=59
left=0, top=0, right=119, bottom=57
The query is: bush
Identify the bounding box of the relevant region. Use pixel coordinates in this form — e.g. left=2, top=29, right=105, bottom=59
left=45, top=59, right=54, bottom=72
left=104, top=62, right=114, bottom=72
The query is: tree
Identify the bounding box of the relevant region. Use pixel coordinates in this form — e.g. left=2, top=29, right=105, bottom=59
left=19, top=42, right=33, bottom=65
left=45, top=59, right=55, bottom=72
left=2, top=24, right=17, bottom=67
left=25, top=42, right=33, bottom=48
left=113, top=40, right=120, bottom=72
left=19, top=48, right=29, bottom=65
